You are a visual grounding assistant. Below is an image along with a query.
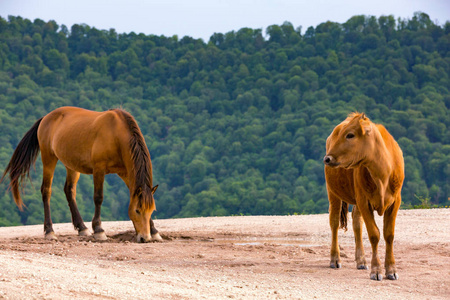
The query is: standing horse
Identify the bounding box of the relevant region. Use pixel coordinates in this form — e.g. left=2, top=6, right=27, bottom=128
left=323, top=112, right=404, bottom=280
left=1, top=107, right=161, bottom=243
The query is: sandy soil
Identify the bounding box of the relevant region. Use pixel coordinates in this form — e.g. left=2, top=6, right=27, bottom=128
left=0, top=208, right=449, bottom=299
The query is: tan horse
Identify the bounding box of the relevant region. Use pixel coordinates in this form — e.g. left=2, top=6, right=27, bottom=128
left=1, top=107, right=161, bottom=243
left=323, top=112, right=404, bottom=280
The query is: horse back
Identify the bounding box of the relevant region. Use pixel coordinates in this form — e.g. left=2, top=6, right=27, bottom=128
left=38, top=107, right=130, bottom=174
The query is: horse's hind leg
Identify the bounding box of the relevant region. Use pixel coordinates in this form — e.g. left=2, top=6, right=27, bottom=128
left=383, top=197, right=401, bottom=280
left=92, top=169, right=107, bottom=241
left=64, top=168, right=89, bottom=236
left=41, top=153, right=57, bottom=240
left=352, top=205, right=368, bottom=270
left=150, top=218, right=162, bottom=241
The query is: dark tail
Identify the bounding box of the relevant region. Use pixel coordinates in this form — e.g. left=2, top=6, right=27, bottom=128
left=1, top=117, right=43, bottom=211
left=340, top=202, right=348, bottom=231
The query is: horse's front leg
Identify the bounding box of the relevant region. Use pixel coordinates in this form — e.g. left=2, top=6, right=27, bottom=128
left=328, top=193, right=342, bottom=268
left=352, top=205, right=368, bottom=270
left=92, top=170, right=107, bottom=241
left=383, top=197, right=401, bottom=280
left=358, top=200, right=382, bottom=280
left=150, top=218, right=162, bottom=241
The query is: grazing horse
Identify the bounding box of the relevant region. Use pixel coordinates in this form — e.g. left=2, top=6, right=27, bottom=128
left=323, top=112, right=404, bottom=280
left=1, top=107, right=161, bottom=243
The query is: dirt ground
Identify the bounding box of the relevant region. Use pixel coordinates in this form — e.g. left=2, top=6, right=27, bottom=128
left=0, top=208, right=449, bottom=299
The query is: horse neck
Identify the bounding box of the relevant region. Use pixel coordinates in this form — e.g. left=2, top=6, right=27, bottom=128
left=364, top=127, right=393, bottom=181
left=129, top=147, right=153, bottom=195
left=123, top=158, right=153, bottom=193
left=362, top=126, right=395, bottom=214
left=118, top=151, right=152, bottom=195
left=116, top=109, right=153, bottom=192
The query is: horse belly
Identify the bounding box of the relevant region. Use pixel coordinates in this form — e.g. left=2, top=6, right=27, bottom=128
left=53, top=144, right=94, bottom=174
left=51, top=126, right=97, bottom=174
left=53, top=132, right=124, bottom=175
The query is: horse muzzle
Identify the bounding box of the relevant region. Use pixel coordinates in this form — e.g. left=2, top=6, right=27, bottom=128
left=323, top=155, right=339, bottom=167
left=136, top=233, right=152, bottom=243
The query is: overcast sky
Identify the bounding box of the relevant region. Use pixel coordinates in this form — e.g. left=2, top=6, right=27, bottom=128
left=1, top=0, right=449, bottom=41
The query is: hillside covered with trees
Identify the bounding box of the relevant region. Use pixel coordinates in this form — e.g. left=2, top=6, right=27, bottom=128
left=0, top=12, right=448, bottom=226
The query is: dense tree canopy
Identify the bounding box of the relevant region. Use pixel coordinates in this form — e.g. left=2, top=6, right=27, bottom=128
left=0, top=12, right=448, bottom=226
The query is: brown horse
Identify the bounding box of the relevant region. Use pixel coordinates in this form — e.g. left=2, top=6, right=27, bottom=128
left=1, top=106, right=161, bottom=243
left=323, top=112, right=404, bottom=280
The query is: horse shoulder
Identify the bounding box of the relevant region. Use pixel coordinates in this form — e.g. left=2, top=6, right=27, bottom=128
left=91, top=110, right=130, bottom=173
left=354, top=167, right=378, bottom=199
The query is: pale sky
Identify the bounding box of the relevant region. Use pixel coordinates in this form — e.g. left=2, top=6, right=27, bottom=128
left=1, top=0, right=449, bottom=41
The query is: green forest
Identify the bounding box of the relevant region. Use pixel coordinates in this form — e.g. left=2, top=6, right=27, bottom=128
left=0, top=12, right=448, bottom=226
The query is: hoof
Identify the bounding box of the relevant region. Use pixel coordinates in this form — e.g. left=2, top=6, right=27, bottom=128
left=45, top=232, right=57, bottom=240
left=152, top=232, right=163, bottom=242
left=357, top=264, right=368, bottom=270
left=78, top=229, right=91, bottom=237
left=93, top=231, right=107, bottom=241
left=330, top=262, right=341, bottom=269
left=370, top=273, right=383, bottom=281
left=387, top=273, right=399, bottom=280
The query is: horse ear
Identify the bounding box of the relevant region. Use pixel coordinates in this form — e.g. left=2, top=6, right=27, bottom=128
left=360, top=113, right=366, bottom=120
left=359, top=118, right=372, bottom=135
left=151, top=185, right=158, bottom=194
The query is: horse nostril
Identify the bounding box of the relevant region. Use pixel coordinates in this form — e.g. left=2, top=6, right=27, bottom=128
left=140, top=237, right=146, bottom=243
left=324, top=155, right=336, bottom=165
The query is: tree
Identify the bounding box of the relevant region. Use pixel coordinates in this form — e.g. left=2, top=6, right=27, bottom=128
left=0, top=14, right=448, bottom=224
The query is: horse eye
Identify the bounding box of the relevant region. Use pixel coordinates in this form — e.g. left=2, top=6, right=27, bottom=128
left=346, top=133, right=355, bottom=139
left=135, top=209, right=140, bottom=215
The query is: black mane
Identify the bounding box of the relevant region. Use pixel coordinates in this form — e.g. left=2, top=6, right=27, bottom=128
left=114, top=109, right=154, bottom=210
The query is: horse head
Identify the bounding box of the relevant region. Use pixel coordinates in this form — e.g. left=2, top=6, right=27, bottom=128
left=128, top=185, right=158, bottom=243
left=324, top=112, right=373, bottom=169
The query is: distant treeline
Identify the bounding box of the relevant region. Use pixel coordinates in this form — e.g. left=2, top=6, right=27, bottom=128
left=0, top=12, right=448, bottom=226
